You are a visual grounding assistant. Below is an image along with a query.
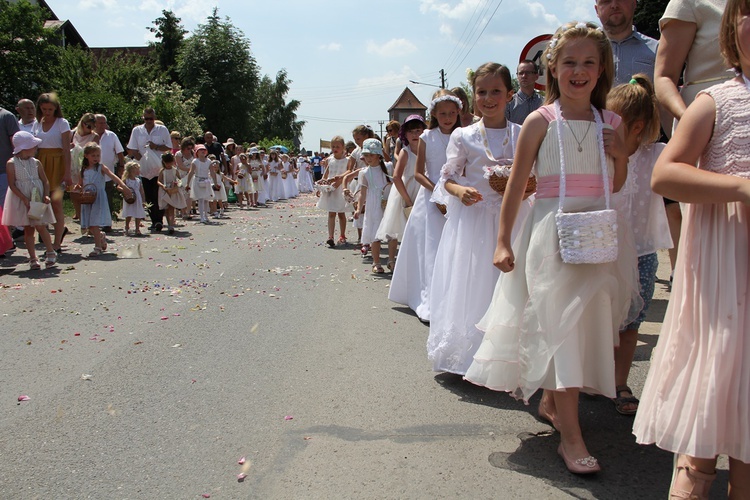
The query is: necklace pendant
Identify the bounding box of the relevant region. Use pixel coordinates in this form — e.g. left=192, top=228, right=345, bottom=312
left=577, top=145, right=583, bottom=152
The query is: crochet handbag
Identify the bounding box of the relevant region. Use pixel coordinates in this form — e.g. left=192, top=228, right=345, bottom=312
left=553, top=101, right=618, bottom=265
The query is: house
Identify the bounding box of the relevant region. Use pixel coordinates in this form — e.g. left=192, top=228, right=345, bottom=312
left=387, top=87, right=427, bottom=123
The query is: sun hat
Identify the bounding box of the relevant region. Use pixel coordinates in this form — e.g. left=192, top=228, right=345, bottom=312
left=248, top=147, right=259, bottom=155
left=224, top=138, right=236, bottom=147
left=399, top=114, right=427, bottom=145
left=194, top=144, right=207, bottom=153
left=361, top=138, right=383, bottom=156
left=12, top=131, right=42, bottom=155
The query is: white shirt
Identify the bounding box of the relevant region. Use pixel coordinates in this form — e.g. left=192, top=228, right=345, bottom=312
left=99, top=129, right=124, bottom=170
left=32, top=118, right=71, bottom=148
left=126, top=123, right=171, bottom=156
left=18, top=119, right=36, bottom=133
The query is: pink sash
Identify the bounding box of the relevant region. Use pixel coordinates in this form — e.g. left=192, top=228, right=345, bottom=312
left=535, top=174, right=613, bottom=199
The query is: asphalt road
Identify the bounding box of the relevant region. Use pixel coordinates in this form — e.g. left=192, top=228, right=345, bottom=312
left=0, top=194, right=729, bottom=499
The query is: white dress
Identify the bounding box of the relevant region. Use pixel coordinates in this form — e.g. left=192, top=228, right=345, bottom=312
left=190, top=158, right=214, bottom=201
left=464, top=105, right=641, bottom=400
left=359, top=165, right=390, bottom=245
left=350, top=148, right=367, bottom=230
left=236, top=163, right=256, bottom=194
left=297, top=160, right=314, bottom=193
left=389, top=128, right=450, bottom=321
left=121, top=177, right=147, bottom=219
left=282, top=161, right=299, bottom=198
left=2, top=157, right=56, bottom=226
left=316, top=156, right=349, bottom=213
left=266, top=160, right=285, bottom=201
left=426, top=121, right=532, bottom=375
left=376, top=146, right=419, bottom=242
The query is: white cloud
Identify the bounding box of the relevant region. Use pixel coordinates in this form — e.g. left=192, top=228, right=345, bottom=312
left=366, top=38, right=417, bottom=57
left=439, top=23, right=453, bottom=36
left=419, top=0, right=483, bottom=20
left=356, top=66, right=419, bottom=88
left=318, top=42, right=342, bottom=51
left=81, top=0, right=116, bottom=7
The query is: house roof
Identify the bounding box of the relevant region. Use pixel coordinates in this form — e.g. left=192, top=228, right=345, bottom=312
left=387, top=87, right=427, bottom=112
left=43, top=18, right=88, bottom=48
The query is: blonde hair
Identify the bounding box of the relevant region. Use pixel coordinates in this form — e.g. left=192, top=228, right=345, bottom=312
left=352, top=125, right=375, bottom=139
left=122, top=160, right=140, bottom=180
left=543, top=21, right=614, bottom=110
left=607, top=73, right=661, bottom=145
left=719, top=0, right=750, bottom=73
left=76, top=113, right=96, bottom=136
left=330, top=135, right=345, bottom=146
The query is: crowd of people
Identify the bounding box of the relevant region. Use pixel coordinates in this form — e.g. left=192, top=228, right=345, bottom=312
left=1, top=0, right=748, bottom=496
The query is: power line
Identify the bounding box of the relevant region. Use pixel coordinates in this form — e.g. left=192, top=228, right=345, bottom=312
left=446, top=0, right=505, bottom=78
left=443, top=0, right=495, bottom=74
left=440, top=0, right=490, bottom=72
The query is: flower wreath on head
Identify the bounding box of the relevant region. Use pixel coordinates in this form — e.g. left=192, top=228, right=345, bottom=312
left=427, top=95, right=463, bottom=117
left=546, top=22, right=604, bottom=59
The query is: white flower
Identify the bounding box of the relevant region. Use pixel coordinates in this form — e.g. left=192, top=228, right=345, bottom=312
left=575, top=22, right=587, bottom=30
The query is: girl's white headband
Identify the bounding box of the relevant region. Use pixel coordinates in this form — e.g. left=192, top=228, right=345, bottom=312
left=427, top=95, right=463, bottom=116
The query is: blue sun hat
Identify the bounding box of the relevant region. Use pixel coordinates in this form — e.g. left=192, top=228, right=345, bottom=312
left=361, top=138, right=383, bottom=156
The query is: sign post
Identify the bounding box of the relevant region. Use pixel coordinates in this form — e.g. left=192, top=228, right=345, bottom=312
left=520, top=34, right=553, bottom=91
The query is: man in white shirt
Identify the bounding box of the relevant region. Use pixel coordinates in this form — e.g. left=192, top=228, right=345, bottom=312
left=96, top=114, right=125, bottom=232
left=16, top=99, right=36, bottom=133
left=126, top=108, right=170, bottom=232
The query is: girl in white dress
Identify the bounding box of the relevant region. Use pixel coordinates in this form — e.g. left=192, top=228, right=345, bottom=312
left=348, top=126, right=375, bottom=247
left=157, top=153, right=187, bottom=234
left=296, top=155, right=314, bottom=193
left=426, top=63, right=531, bottom=377
left=389, top=90, right=461, bottom=321
left=248, top=148, right=266, bottom=206
left=464, top=23, right=640, bottom=474
left=266, top=151, right=285, bottom=201
left=175, top=138, right=195, bottom=220
left=281, top=154, right=298, bottom=199
left=376, top=115, right=425, bottom=270
left=2, top=132, right=57, bottom=269
left=235, top=153, right=256, bottom=208
left=70, top=113, right=99, bottom=221
left=186, top=145, right=214, bottom=224
left=316, top=136, right=350, bottom=247
left=354, top=139, right=391, bottom=273
left=120, top=161, right=147, bottom=236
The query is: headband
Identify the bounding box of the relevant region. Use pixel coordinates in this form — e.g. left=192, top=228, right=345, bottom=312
left=427, top=95, right=463, bottom=116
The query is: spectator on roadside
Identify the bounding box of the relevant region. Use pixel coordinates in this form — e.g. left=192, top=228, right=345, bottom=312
left=383, top=120, right=400, bottom=162
left=204, top=132, right=226, bottom=174
left=126, top=107, right=171, bottom=232
left=505, top=60, right=544, bottom=124
left=170, top=131, right=181, bottom=154
left=16, top=99, right=36, bottom=134
left=1, top=106, right=21, bottom=208
left=311, top=151, right=323, bottom=182
left=95, top=114, right=125, bottom=230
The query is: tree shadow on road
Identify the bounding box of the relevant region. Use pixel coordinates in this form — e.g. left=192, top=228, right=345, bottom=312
left=433, top=372, right=729, bottom=499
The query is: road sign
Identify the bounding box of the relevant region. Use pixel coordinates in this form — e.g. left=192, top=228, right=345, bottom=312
left=520, top=34, right=553, bottom=91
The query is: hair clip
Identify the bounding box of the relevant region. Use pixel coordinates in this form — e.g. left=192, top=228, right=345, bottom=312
left=629, top=78, right=638, bottom=84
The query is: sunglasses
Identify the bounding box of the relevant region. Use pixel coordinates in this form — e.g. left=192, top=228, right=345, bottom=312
left=143, top=117, right=155, bottom=121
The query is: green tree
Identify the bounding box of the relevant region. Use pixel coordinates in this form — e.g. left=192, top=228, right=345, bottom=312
left=255, top=69, right=305, bottom=143
left=177, top=8, right=260, bottom=141
left=142, top=81, right=203, bottom=138
left=0, top=0, right=60, bottom=109
left=634, top=0, right=670, bottom=40
left=149, top=10, right=187, bottom=82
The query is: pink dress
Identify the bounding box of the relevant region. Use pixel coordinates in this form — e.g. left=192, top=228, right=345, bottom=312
left=633, top=80, right=750, bottom=462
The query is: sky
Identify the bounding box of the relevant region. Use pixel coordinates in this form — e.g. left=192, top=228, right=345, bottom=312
left=47, top=0, right=601, bottom=151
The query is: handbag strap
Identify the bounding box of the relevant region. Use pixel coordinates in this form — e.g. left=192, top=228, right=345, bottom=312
left=553, top=100, right=611, bottom=213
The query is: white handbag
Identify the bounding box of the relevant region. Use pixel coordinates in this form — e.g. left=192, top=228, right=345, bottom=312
left=553, top=101, right=618, bottom=265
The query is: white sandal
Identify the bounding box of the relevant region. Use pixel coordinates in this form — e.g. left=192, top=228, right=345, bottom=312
left=88, top=247, right=103, bottom=258
left=45, top=251, right=57, bottom=268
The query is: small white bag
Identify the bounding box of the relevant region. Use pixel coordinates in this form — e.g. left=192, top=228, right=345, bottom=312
left=553, top=101, right=618, bottom=265
left=27, top=187, right=47, bottom=220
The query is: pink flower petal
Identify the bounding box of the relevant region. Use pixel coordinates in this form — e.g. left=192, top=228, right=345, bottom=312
left=18, top=395, right=30, bottom=401
left=160, top=316, right=168, bottom=320
left=202, top=495, right=211, bottom=498
left=238, top=457, right=246, bottom=465
left=237, top=473, right=247, bottom=481
left=284, top=415, right=293, bottom=420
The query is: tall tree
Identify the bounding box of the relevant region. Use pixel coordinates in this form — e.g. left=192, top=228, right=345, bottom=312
left=176, top=8, right=260, bottom=141
left=634, top=0, right=670, bottom=40
left=149, top=10, right=187, bottom=82
left=255, top=69, right=305, bottom=143
left=0, top=0, right=60, bottom=109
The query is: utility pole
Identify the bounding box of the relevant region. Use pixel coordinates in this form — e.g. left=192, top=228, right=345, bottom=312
left=378, top=120, right=385, bottom=140
left=440, top=69, right=446, bottom=89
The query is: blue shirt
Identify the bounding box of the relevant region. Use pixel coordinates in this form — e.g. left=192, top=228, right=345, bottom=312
left=609, top=28, right=658, bottom=85
left=506, top=90, right=544, bottom=125
left=312, top=155, right=322, bottom=173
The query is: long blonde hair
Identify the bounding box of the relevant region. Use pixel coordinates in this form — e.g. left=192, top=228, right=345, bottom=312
left=75, top=113, right=96, bottom=137
left=122, top=160, right=140, bottom=180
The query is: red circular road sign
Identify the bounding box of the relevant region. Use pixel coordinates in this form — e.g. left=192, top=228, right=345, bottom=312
left=519, top=34, right=553, bottom=91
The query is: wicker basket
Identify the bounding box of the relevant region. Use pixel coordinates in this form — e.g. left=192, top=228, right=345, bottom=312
left=237, top=173, right=245, bottom=179
left=123, top=192, right=136, bottom=204
left=70, top=184, right=97, bottom=205
left=488, top=172, right=537, bottom=199
left=435, top=203, right=447, bottom=215
left=281, top=172, right=288, bottom=179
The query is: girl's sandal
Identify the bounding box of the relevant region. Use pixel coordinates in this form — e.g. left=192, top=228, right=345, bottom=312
left=372, top=264, right=385, bottom=274
left=337, top=236, right=347, bottom=246
left=45, top=251, right=57, bottom=268
left=670, top=455, right=716, bottom=500
left=88, top=247, right=103, bottom=258
left=387, top=260, right=396, bottom=272
left=29, top=259, right=41, bottom=270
